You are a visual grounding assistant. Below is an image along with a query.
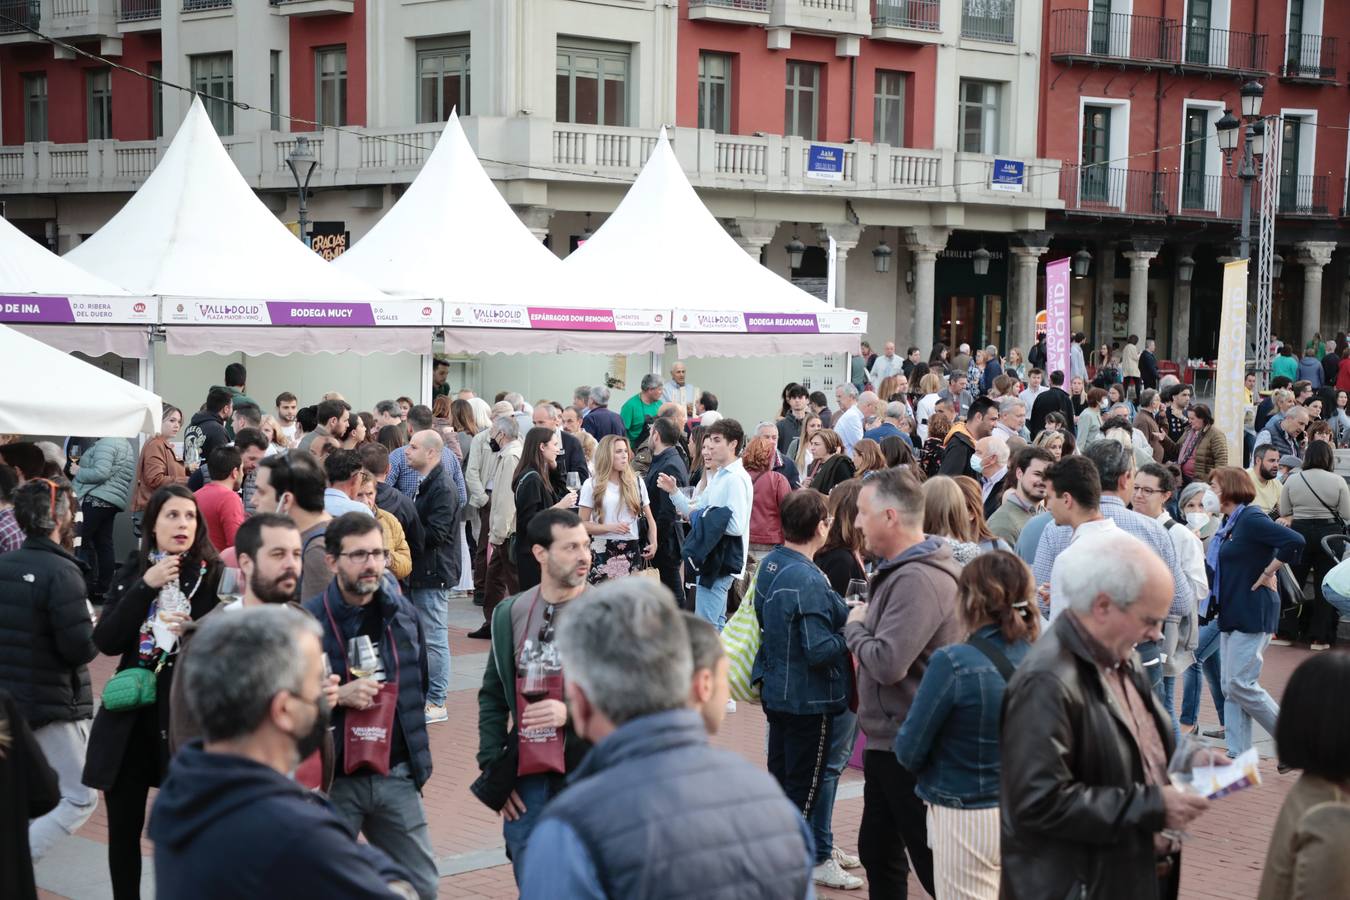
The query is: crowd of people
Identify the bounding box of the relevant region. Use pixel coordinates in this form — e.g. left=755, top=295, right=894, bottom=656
left=0, top=338, right=1348, bottom=900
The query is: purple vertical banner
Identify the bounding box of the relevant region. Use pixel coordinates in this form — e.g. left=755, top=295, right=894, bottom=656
left=1044, top=258, right=1071, bottom=382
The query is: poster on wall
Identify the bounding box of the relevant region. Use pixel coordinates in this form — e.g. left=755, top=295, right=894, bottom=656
left=309, top=221, right=349, bottom=261
left=1214, top=259, right=1249, bottom=465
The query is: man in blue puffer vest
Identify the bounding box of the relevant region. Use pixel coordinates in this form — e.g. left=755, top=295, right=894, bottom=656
left=519, top=578, right=816, bottom=899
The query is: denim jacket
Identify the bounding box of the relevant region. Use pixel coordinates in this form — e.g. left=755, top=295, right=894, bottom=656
left=751, top=546, right=849, bottom=716
left=892, top=624, right=1029, bottom=808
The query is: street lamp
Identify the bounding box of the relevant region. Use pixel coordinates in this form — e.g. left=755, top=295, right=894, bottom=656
left=971, top=245, right=991, bottom=276
left=785, top=231, right=806, bottom=269
left=1215, top=110, right=1241, bottom=156
left=1239, top=80, right=1265, bottom=120
left=1178, top=255, right=1196, bottom=284
left=872, top=236, right=893, bottom=274
left=1072, top=247, right=1092, bottom=279
left=1272, top=252, right=1283, bottom=280
left=285, top=136, right=318, bottom=247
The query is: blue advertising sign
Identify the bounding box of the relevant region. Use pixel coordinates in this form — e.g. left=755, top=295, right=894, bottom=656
left=806, top=144, right=845, bottom=182
left=990, top=158, right=1025, bottom=192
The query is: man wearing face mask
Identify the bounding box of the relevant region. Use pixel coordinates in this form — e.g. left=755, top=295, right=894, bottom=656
left=303, top=513, right=438, bottom=900
left=148, top=605, right=418, bottom=899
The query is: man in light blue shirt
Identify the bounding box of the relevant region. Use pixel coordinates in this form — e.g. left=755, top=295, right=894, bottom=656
left=868, top=340, right=904, bottom=385
left=386, top=405, right=466, bottom=506
left=1070, top=332, right=1088, bottom=383
left=832, top=384, right=865, bottom=454
left=661, top=361, right=699, bottom=411
left=322, top=450, right=374, bottom=518
left=656, top=419, right=753, bottom=629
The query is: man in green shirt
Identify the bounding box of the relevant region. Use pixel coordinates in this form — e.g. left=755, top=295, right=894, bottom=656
left=621, top=374, right=665, bottom=444
left=987, top=445, right=1053, bottom=547
left=432, top=358, right=451, bottom=400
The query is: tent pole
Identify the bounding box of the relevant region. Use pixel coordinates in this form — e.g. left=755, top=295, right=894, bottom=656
left=420, top=352, right=433, bottom=406
left=648, top=350, right=660, bottom=377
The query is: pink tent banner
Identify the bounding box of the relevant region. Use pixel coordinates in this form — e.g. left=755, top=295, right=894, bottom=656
left=444, top=303, right=667, bottom=332
left=1044, top=257, right=1071, bottom=380
left=0, top=295, right=154, bottom=324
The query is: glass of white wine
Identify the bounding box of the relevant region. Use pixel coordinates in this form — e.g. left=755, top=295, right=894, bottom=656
left=566, top=471, right=581, bottom=492
left=844, top=578, right=869, bottom=608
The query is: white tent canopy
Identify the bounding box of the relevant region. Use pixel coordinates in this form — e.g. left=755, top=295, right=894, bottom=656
left=64, top=98, right=429, bottom=355
left=0, top=324, right=161, bottom=436
left=558, top=128, right=865, bottom=357
left=0, top=214, right=130, bottom=298
left=336, top=112, right=562, bottom=302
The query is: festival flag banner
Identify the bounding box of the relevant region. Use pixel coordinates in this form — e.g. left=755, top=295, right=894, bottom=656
left=1214, top=259, right=1249, bottom=464
left=1043, top=258, right=1071, bottom=380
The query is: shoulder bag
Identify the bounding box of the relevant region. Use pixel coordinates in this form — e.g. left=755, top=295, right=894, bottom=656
left=965, top=634, right=1015, bottom=681
left=1297, top=472, right=1349, bottom=535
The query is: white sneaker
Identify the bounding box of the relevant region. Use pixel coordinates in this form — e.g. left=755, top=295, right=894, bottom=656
left=424, top=703, right=448, bottom=724
left=725, top=699, right=737, bottom=714
left=1311, top=642, right=1331, bottom=651
left=832, top=846, right=862, bottom=870
left=812, top=858, right=864, bottom=890
left=1269, top=637, right=1293, bottom=646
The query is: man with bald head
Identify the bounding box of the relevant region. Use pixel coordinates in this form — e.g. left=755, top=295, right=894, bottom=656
left=661, top=362, right=699, bottom=413
left=1001, top=533, right=1209, bottom=900
left=834, top=387, right=871, bottom=454
left=407, top=429, right=461, bottom=723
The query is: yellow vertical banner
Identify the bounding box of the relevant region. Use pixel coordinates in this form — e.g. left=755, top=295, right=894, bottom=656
left=1215, top=259, right=1249, bottom=465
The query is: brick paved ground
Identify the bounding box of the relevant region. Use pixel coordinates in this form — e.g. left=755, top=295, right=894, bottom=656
left=37, top=603, right=1313, bottom=900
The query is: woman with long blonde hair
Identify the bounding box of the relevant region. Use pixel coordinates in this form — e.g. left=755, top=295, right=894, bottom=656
left=579, top=435, right=657, bottom=583
left=258, top=414, right=289, bottom=456
left=915, top=372, right=946, bottom=442
left=790, top=413, right=823, bottom=473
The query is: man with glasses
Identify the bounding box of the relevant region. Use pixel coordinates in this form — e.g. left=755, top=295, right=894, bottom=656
left=476, top=509, right=591, bottom=884
left=1001, top=532, right=1209, bottom=900
left=303, top=512, right=437, bottom=900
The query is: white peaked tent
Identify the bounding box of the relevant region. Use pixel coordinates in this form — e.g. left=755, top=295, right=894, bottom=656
left=337, top=112, right=664, bottom=356
left=0, top=324, right=161, bottom=436
left=559, top=128, right=866, bottom=357
left=66, top=97, right=429, bottom=357
left=0, top=214, right=155, bottom=358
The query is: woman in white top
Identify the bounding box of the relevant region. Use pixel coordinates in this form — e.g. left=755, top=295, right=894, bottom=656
left=579, top=435, right=657, bottom=583
left=914, top=372, right=946, bottom=443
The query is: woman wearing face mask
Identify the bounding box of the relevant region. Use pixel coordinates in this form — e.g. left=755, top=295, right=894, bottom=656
left=1177, top=483, right=1225, bottom=738
left=1075, top=388, right=1108, bottom=448
left=83, top=485, right=222, bottom=900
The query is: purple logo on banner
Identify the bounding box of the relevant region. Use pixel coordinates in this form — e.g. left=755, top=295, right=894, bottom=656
left=1044, top=258, right=1071, bottom=382
left=744, top=313, right=820, bottom=334
left=265, top=302, right=376, bottom=327
left=0, top=295, right=76, bottom=323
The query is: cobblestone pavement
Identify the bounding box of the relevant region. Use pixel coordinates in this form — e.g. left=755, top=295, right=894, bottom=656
left=37, top=596, right=1310, bottom=899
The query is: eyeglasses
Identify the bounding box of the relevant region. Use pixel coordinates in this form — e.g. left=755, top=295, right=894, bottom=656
left=338, top=548, right=388, bottom=564
left=1132, top=486, right=1166, bottom=497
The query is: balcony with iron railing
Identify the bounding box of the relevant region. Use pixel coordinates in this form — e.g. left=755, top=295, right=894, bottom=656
left=872, top=0, right=940, bottom=33
left=0, top=0, right=40, bottom=34
left=117, top=0, right=159, bottom=20
left=1174, top=171, right=1244, bottom=221
left=0, top=118, right=1064, bottom=213
left=688, top=0, right=772, bottom=24
left=1280, top=32, right=1336, bottom=82
left=1048, top=9, right=1178, bottom=68
left=1278, top=174, right=1330, bottom=217
left=1060, top=166, right=1172, bottom=218
left=961, top=0, right=1014, bottom=43
left=181, top=0, right=230, bottom=11
left=1174, top=25, right=1268, bottom=75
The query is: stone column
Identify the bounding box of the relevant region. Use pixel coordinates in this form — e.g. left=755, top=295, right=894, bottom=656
left=1009, top=240, right=1049, bottom=354
left=904, top=227, right=950, bottom=353
left=1171, top=244, right=1195, bottom=362
left=722, top=217, right=780, bottom=262
left=513, top=205, right=555, bottom=243
left=1296, top=241, right=1336, bottom=350
left=817, top=223, right=863, bottom=307
left=1093, top=242, right=1116, bottom=345
left=1122, top=248, right=1158, bottom=340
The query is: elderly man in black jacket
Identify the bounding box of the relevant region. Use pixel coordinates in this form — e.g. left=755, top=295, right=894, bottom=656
left=407, top=430, right=460, bottom=726
left=0, top=479, right=99, bottom=861
left=1000, top=532, right=1209, bottom=900
left=644, top=418, right=690, bottom=606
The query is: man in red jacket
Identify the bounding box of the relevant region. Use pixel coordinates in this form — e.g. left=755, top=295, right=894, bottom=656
left=194, top=447, right=245, bottom=553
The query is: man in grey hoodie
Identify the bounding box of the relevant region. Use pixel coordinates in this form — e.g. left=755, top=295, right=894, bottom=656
left=847, top=467, right=962, bottom=898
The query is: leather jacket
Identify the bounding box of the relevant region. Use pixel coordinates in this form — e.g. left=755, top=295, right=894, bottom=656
left=999, top=615, right=1176, bottom=900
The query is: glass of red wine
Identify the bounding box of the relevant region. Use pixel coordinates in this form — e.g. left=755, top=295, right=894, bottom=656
left=521, top=654, right=550, bottom=705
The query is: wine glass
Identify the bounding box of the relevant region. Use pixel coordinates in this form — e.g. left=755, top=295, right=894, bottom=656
left=566, top=471, right=581, bottom=492
left=520, top=655, right=549, bottom=706
left=217, top=567, right=242, bottom=605
left=679, top=485, right=697, bottom=503
left=844, top=578, right=869, bottom=608
left=349, top=636, right=383, bottom=682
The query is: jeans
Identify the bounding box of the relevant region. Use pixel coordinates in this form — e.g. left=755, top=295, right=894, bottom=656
left=695, top=574, right=734, bottom=630
left=78, top=500, right=119, bottom=604
left=411, top=588, right=450, bottom=707
left=1137, top=638, right=1163, bottom=693
left=859, top=749, right=934, bottom=899
left=1180, top=619, right=1225, bottom=728
left=807, top=708, right=858, bottom=863
left=1326, top=585, right=1350, bottom=619
left=1220, top=631, right=1281, bottom=758
left=29, top=719, right=98, bottom=861
left=328, top=762, right=439, bottom=900
left=767, top=710, right=834, bottom=865
left=503, top=774, right=554, bottom=884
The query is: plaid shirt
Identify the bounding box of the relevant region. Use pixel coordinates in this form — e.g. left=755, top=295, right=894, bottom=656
left=1033, top=495, right=1191, bottom=618
left=0, top=508, right=21, bottom=554
left=386, top=445, right=467, bottom=506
